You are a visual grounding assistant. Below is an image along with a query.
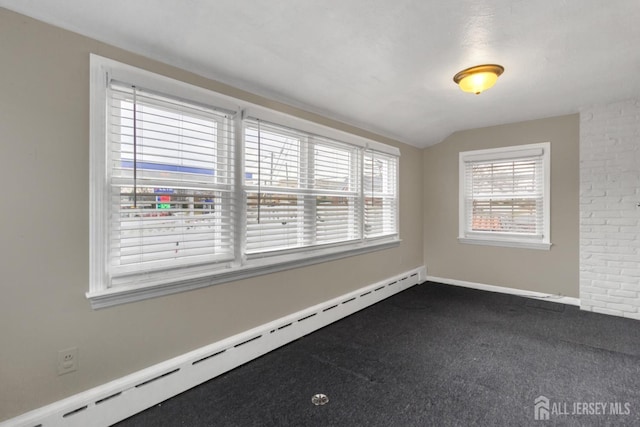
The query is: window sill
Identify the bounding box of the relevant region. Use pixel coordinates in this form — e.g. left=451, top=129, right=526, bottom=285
left=458, top=237, right=551, bottom=251
left=87, top=237, right=401, bottom=309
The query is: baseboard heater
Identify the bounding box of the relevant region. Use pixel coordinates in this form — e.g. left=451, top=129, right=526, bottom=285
left=2, top=266, right=426, bottom=427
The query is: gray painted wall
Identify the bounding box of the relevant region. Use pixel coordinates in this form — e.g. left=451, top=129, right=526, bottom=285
left=0, top=9, right=424, bottom=420
left=423, top=115, right=580, bottom=298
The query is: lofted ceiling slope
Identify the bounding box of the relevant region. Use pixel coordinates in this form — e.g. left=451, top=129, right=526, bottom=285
left=1, top=0, right=639, bottom=148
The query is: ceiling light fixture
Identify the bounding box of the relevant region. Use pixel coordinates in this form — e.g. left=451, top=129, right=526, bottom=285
left=453, top=64, right=504, bottom=95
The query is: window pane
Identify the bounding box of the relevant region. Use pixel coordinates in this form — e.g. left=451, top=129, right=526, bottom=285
left=245, top=192, right=306, bottom=253
left=471, top=198, right=540, bottom=233
left=316, top=195, right=359, bottom=244
left=363, top=152, right=398, bottom=238
left=313, top=143, right=355, bottom=191
left=244, top=124, right=301, bottom=189
left=110, top=89, right=232, bottom=186
left=113, top=186, right=232, bottom=266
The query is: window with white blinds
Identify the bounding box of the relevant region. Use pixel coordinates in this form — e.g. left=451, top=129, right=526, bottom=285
left=244, top=119, right=396, bottom=256
left=107, top=82, right=235, bottom=286
left=458, top=143, right=551, bottom=250
left=364, top=151, right=398, bottom=239
left=89, top=55, right=400, bottom=307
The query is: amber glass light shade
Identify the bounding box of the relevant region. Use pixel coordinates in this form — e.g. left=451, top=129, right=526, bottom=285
left=453, top=64, right=504, bottom=94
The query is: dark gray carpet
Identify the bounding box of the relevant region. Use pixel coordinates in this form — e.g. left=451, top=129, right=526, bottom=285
left=115, top=282, right=640, bottom=426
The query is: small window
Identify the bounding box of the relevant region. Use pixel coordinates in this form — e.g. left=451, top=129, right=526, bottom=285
left=458, top=143, right=551, bottom=250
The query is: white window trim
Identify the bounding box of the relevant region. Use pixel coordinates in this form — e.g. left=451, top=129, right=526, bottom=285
left=458, top=143, right=551, bottom=251
left=88, top=54, right=400, bottom=309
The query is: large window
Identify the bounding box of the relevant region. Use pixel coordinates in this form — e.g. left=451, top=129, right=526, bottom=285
left=458, top=143, right=551, bottom=250
left=89, top=55, right=399, bottom=308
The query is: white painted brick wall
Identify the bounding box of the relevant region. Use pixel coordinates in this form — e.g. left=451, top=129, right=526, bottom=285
left=580, top=98, right=640, bottom=319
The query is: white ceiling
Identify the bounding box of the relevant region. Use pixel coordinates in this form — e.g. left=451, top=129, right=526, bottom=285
left=2, top=0, right=639, bottom=148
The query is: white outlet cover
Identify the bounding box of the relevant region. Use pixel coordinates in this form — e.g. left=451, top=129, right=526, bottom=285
left=57, top=347, right=78, bottom=375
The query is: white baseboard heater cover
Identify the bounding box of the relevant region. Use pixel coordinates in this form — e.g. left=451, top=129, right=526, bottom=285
left=426, top=275, right=580, bottom=306
left=2, top=266, right=426, bottom=427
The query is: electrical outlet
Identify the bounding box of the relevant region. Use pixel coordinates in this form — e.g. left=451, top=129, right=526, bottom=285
left=57, top=347, right=78, bottom=375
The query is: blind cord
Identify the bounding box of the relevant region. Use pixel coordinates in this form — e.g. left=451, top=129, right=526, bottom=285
left=257, top=120, right=261, bottom=224
left=132, top=85, right=138, bottom=209
left=370, top=153, right=375, bottom=223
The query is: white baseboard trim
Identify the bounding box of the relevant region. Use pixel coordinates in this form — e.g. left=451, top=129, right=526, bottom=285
left=426, top=275, right=580, bottom=306
left=2, top=266, right=426, bottom=427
